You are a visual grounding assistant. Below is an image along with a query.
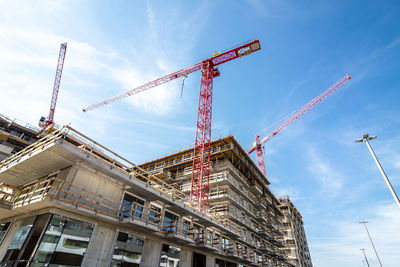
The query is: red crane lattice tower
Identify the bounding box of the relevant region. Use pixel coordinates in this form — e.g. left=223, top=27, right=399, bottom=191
left=40, top=42, right=67, bottom=129
left=83, top=40, right=261, bottom=211
left=248, top=73, right=352, bottom=176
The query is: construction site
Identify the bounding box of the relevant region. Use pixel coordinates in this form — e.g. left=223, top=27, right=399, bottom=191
left=2, top=1, right=400, bottom=266
left=0, top=38, right=329, bottom=267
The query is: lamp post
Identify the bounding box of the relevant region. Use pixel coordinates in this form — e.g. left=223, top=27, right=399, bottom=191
left=355, top=134, right=400, bottom=209
left=359, top=221, right=383, bottom=267
left=360, top=249, right=370, bottom=267
left=362, top=259, right=367, bottom=267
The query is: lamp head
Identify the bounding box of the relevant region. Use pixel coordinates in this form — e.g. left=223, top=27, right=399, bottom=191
left=355, top=134, right=377, bottom=143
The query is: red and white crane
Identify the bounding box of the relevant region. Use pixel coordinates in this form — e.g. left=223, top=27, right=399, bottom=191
left=83, top=40, right=261, bottom=211
left=248, top=73, right=352, bottom=176
left=39, top=42, right=67, bottom=130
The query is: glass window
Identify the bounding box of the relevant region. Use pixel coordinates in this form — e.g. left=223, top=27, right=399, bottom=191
left=0, top=222, right=11, bottom=244
left=163, top=211, right=178, bottom=233
left=111, top=232, right=144, bottom=267
left=30, top=214, right=94, bottom=267
left=160, top=244, right=180, bottom=267
left=8, top=216, right=36, bottom=250
left=182, top=218, right=191, bottom=235
left=241, top=228, right=246, bottom=240
left=121, top=193, right=145, bottom=219
left=216, top=258, right=226, bottom=267
left=222, top=237, right=229, bottom=250
left=148, top=205, right=161, bottom=224
left=1, top=216, right=36, bottom=266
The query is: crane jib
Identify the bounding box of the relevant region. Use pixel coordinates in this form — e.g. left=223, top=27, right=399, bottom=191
left=82, top=41, right=260, bottom=113
left=248, top=73, right=351, bottom=176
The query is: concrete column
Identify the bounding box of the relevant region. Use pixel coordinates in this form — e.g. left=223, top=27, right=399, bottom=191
left=0, top=218, right=22, bottom=261
left=178, top=215, right=184, bottom=234
left=206, top=254, right=215, bottom=267
left=143, top=201, right=151, bottom=221
left=81, top=222, right=117, bottom=267
left=180, top=247, right=193, bottom=267
left=141, top=238, right=162, bottom=267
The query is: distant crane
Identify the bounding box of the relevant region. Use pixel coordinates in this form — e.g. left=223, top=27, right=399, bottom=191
left=248, top=73, right=352, bottom=176
left=83, top=40, right=261, bottom=211
left=39, top=42, right=67, bottom=130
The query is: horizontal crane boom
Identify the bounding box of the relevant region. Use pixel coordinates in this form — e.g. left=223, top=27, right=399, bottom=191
left=82, top=40, right=261, bottom=113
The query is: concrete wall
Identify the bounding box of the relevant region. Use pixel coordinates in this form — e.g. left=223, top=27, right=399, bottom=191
left=206, top=254, right=216, bottom=267
left=180, top=247, right=193, bottom=267
left=141, top=238, right=162, bottom=267
left=71, top=164, right=124, bottom=202
left=81, top=221, right=117, bottom=267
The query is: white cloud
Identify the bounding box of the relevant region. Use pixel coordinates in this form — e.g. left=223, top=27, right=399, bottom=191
left=307, top=146, right=344, bottom=197
left=0, top=0, right=209, bottom=138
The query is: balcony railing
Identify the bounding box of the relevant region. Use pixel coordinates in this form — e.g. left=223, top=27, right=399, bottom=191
left=0, top=184, right=17, bottom=206
left=0, top=125, right=189, bottom=205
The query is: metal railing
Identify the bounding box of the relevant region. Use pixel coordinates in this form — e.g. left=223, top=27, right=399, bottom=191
left=0, top=113, right=40, bottom=133
left=0, top=184, right=17, bottom=205
left=0, top=125, right=188, bottom=205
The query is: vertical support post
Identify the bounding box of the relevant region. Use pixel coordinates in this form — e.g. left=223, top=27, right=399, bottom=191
left=360, top=249, right=371, bottom=267
left=359, top=221, right=383, bottom=267
left=364, top=138, right=400, bottom=209
left=190, top=60, right=214, bottom=212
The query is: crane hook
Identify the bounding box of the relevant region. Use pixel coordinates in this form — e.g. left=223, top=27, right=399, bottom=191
left=180, top=75, right=188, bottom=99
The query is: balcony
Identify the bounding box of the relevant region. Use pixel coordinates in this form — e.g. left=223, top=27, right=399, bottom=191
left=2, top=174, right=241, bottom=244
left=249, top=181, right=263, bottom=195
left=0, top=184, right=17, bottom=208
left=259, top=246, right=275, bottom=255
left=257, top=228, right=272, bottom=239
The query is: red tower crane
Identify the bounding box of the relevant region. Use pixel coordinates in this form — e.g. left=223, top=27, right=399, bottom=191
left=39, top=42, right=67, bottom=130
left=248, top=73, right=351, bottom=176
left=83, top=40, right=261, bottom=211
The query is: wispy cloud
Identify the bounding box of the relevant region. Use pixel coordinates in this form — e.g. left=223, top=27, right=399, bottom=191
left=345, top=36, right=400, bottom=85
left=246, top=0, right=299, bottom=19
left=310, top=202, right=400, bottom=267
left=307, top=145, right=344, bottom=197
left=0, top=0, right=213, bottom=136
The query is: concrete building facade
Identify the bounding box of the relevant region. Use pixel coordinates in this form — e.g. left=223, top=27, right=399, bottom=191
left=277, top=197, right=312, bottom=267
left=0, top=125, right=303, bottom=266
left=0, top=114, right=38, bottom=161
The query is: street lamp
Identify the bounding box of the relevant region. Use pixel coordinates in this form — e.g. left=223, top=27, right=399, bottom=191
left=359, top=221, right=383, bottom=267
left=355, top=134, right=400, bottom=209
left=360, top=249, right=370, bottom=267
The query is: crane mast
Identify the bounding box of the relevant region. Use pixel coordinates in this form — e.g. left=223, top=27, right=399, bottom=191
left=248, top=73, right=351, bottom=176
left=39, top=42, right=67, bottom=129
left=83, top=40, right=261, bottom=212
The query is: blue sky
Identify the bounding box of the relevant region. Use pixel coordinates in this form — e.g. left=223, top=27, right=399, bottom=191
left=1, top=0, right=400, bottom=266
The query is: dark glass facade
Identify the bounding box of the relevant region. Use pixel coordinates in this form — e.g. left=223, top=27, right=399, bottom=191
left=110, top=232, right=144, bottom=267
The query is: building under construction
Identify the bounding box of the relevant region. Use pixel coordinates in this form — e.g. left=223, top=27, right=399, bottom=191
left=0, top=114, right=38, bottom=161
left=278, top=197, right=312, bottom=267
left=0, top=122, right=312, bottom=267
